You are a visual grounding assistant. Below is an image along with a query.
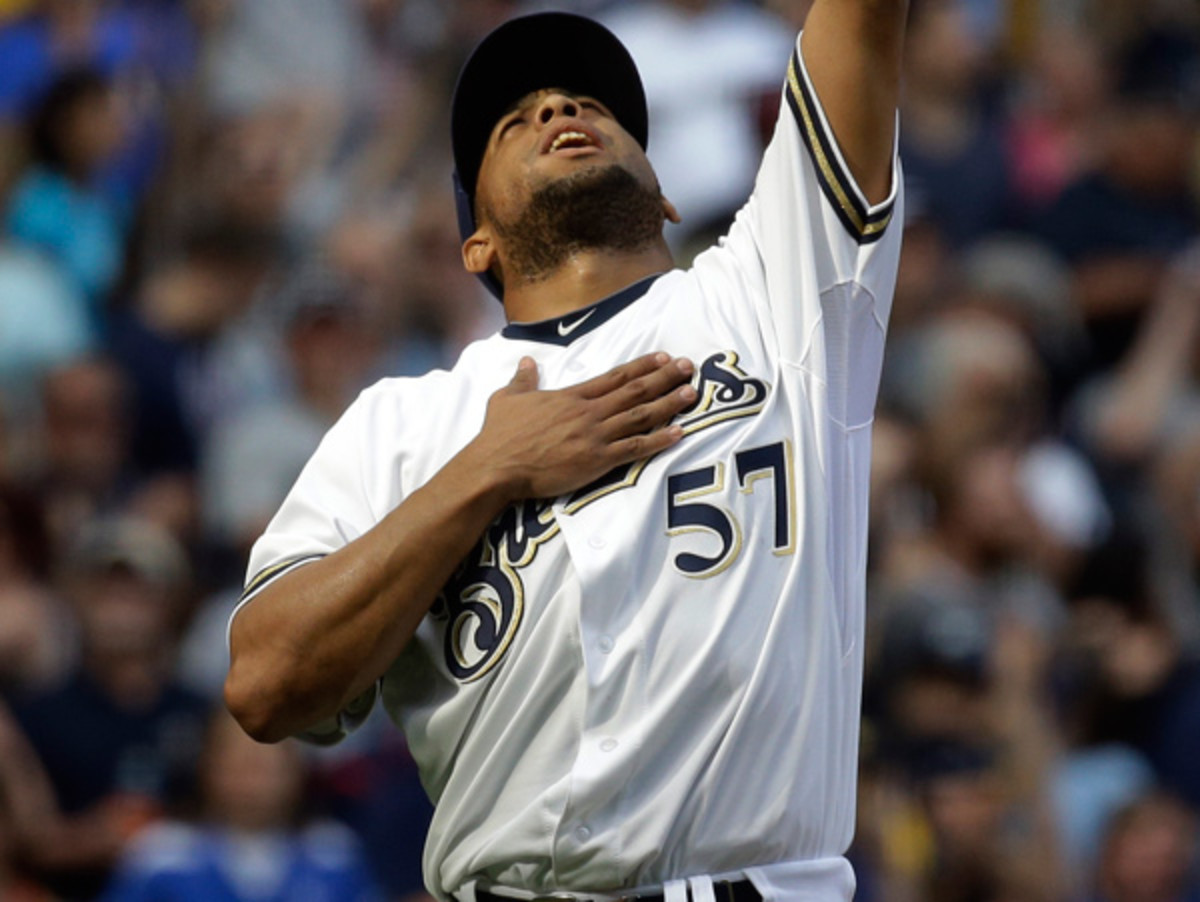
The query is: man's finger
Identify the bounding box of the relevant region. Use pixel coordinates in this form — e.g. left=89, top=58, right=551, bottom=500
left=607, top=424, right=686, bottom=465
left=591, top=357, right=695, bottom=420
left=602, top=383, right=697, bottom=441
left=575, top=352, right=674, bottom=400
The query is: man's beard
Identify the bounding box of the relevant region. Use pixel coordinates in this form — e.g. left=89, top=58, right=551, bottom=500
left=486, top=164, right=666, bottom=286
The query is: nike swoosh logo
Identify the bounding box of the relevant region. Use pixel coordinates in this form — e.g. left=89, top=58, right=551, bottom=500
left=557, top=309, right=597, bottom=337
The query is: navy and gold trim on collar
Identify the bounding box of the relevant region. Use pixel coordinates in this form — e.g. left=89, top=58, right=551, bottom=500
left=785, top=46, right=895, bottom=245
left=502, top=273, right=664, bottom=346
left=240, top=554, right=325, bottom=603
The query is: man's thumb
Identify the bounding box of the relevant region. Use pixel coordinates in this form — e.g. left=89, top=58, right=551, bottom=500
left=509, top=356, right=539, bottom=392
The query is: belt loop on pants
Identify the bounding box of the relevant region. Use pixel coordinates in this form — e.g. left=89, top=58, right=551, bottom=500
left=663, top=879, right=687, bottom=902
left=688, top=874, right=717, bottom=902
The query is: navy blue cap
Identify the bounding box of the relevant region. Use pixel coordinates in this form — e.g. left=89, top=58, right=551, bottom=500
left=451, top=11, right=649, bottom=299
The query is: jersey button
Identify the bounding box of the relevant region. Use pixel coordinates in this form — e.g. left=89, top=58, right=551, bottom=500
left=600, top=738, right=618, bottom=752
left=588, top=536, right=606, bottom=550
left=597, top=635, right=614, bottom=654
left=575, top=825, right=592, bottom=842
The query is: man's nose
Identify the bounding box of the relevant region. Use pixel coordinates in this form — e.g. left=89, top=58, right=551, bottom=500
left=535, top=93, right=580, bottom=126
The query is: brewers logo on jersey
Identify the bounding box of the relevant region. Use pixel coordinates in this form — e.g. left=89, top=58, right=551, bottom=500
left=235, top=37, right=902, bottom=902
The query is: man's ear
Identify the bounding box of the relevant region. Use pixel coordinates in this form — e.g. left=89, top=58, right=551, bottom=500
left=662, top=196, right=681, bottom=225
left=463, top=228, right=497, bottom=276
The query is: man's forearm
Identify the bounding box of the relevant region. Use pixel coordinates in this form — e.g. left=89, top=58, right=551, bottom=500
left=800, top=0, right=909, bottom=202
left=225, top=445, right=518, bottom=742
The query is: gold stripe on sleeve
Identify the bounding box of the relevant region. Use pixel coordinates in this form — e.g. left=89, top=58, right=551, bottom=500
left=240, top=554, right=325, bottom=602
left=786, top=52, right=894, bottom=243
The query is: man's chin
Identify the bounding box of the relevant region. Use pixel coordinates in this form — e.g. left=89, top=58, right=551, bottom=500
left=538, top=158, right=627, bottom=189
left=493, top=163, right=666, bottom=282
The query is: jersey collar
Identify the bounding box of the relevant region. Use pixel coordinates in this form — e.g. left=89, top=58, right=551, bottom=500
left=501, top=273, right=664, bottom=346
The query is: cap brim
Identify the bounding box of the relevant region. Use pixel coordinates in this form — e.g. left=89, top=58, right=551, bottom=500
left=451, top=12, right=648, bottom=214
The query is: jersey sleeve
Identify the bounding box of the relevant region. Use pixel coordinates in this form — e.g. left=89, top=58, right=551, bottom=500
left=698, top=31, right=904, bottom=429
left=227, top=389, right=386, bottom=745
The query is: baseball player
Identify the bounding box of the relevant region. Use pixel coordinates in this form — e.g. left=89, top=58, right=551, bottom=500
left=226, top=4, right=907, bottom=902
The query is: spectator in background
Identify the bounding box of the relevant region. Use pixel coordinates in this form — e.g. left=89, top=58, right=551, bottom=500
left=0, top=0, right=141, bottom=121
left=900, top=0, right=1013, bottom=250
left=1090, top=792, right=1200, bottom=902
left=859, top=591, right=1067, bottom=902
left=4, top=67, right=129, bottom=328
left=0, top=0, right=196, bottom=189
left=1068, top=239, right=1200, bottom=643
left=0, top=243, right=93, bottom=418
left=0, top=482, right=74, bottom=695
left=107, top=220, right=279, bottom=491
left=1076, top=243, right=1200, bottom=478
left=1035, top=28, right=1200, bottom=376
left=201, top=261, right=381, bottom=567
left=916, top=745, right=1042, bottom=902
left=364, top=176, right=503, bottom=375
left=188, top=100, right=336, bottom=247
left=1051, top=535, right=1161, bottom=887
left=1004, top=22, right=1111, bottom=212
left=867, top=591, right=994, bottom=780
left=954, top=235, right=1087, bottom=415
left=0, top=699, right=59, bottom=901
left=102, top=709, right=381, bottom=902
left=306, top=725, right=435, bottom=902
left=1066, top=564, right=1200, bottom=813
left=882, top=306, right=1107, bottom=596
left=1156, top=422, right=1200, bottom=652
left=197, top=0, right=397, bottom=247
left=201, top=0, right=372, bottom=121
left=601, top=0, right=793, bottom=256
left=21, top=353, right=200, bottom=551
left=7, top=516, right=210, bottom=899
left=24, top=357, right=134, bottom=548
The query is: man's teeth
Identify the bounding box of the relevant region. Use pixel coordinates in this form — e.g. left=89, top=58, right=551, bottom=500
left=551, top=131, right=592, bottom=152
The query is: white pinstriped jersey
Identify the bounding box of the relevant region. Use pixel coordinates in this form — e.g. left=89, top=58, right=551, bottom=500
left=235, top=35, right=902, bottom=902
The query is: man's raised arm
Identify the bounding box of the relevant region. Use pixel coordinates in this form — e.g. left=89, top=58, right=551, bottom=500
left=800, top=0, right=909, bottom=204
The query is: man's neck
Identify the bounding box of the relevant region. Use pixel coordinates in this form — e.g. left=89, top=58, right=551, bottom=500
left=501, top=244, right=674, bottom=323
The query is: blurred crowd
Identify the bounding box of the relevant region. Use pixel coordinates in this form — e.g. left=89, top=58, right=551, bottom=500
left=1, top=0, right=1199, bottom=900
